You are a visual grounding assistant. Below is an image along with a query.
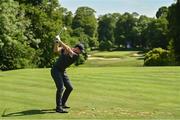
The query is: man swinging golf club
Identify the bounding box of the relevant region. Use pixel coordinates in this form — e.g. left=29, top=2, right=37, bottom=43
left=51, top=34, right=84, bottom=113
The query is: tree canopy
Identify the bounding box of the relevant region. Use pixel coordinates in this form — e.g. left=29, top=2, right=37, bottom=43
left=0, top=0, right=179, bottom=70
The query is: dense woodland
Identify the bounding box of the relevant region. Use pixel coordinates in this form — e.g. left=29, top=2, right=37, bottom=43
left=0, top=0, right=180, bottom=70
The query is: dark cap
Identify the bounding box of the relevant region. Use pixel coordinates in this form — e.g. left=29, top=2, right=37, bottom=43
left=75, top=43, right=85, bottom=53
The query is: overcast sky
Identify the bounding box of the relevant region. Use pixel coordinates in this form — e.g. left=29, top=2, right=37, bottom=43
left=60, top=0, right=175, bottom=17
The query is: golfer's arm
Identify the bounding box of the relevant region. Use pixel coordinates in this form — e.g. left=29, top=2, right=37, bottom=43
left=53, top=42, right=62, bottom=54
left=59, top=40, right=74, bottom=54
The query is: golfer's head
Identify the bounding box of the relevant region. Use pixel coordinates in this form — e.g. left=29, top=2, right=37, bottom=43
left=73, top=43, right=85, bottom=54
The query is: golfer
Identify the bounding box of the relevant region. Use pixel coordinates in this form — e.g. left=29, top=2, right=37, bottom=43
left=51, top=35, right=84, bottom=113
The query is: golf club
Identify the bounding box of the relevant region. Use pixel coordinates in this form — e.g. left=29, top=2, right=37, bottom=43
left=55, top=26, right=67, bottom=43
left=58, top=26, right=67, bottom=36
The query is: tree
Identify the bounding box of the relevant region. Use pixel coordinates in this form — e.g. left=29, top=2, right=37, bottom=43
left=72, top=7, right=97, bottom=36
left=20, top=0, right=65, bottom=67
left=72, top=7, right=98, bottom=47
left=14, top=0, right=43, bottom=5
left=98, top=13, right=120, bottom=45
left=156, top=6, right=168, bottom=18
left=99, top=40, right=113, bottom=51
left=168, top=1, right=180, bottom=63
left=114, top=13, right=138, bottom=48
left=64, top=11, right=73, bottom=26
left=0, top=0, right=36, bottom=70
left=137, top=15, right=152, bottom=48
left=144, top=18, right=169, bottom=49
left=0, top=0, right=91, bottom=70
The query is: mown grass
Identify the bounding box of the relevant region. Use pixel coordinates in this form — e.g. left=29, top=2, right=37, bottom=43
left=90, top=51, right=142, bottom=58
left=0, top=67, right=180, bottom=119
left=82, top=51, right=144, bottom=67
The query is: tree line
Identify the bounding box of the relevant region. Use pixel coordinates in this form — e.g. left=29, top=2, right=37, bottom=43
left=0, top=0, right=179, bottom=70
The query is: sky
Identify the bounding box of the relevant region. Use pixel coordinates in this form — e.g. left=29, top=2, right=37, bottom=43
left=60, top=0, right=175, bottom=17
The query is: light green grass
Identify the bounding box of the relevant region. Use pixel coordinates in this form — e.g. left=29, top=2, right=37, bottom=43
left=0, top=67, right=180, bottom=119
left=82, top=51, right=144, bottom=67
left=91, top=51, right=141, bottom=58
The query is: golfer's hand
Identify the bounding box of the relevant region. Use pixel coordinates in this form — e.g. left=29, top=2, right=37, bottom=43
left=55, top=35, right=61, bottom=43
left=69, top=51, right=77, bottom=58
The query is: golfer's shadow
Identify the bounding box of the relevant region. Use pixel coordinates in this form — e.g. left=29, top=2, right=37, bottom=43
left=2, top=109, right=56, bottom=117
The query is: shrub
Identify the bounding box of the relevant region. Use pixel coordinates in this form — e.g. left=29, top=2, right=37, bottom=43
left=0, top=43, right=36, bottom=70
left=144, top=48, right=172, bottom=66
left=74, top=52, right=88, bottom=66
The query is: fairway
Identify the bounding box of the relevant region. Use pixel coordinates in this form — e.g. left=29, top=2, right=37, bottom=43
left=1, top=0, right=179, bottom=119
left=83, top=51, right=144, bottom=67
left=0, top=67, right=180, bottom=119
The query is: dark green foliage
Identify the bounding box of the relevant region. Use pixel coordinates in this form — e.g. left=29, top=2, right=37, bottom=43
left=14, top=0, right=43, bottom=5
left=1, top=43, right=36, bottom=70
left=23, top=1, right=64, bottom=67
left=98, top=10, right=171, bottom=51
left=64, top=11, right=73, bottom=26
left=168, top=1, right=180, bottom=63
left=74, top=52, right=88, bottom=66
left=1, top=0, right=179, bottom=69
left=144, top=48, right=172, bottom=66
left=72, top=7, right=98, bottom=48
left=0, top=0, right=36, bottom=70
left=72, top=7, right=97, bottom=37
left=98, top=13, right=120, bottom=44
left=114, top=13, right=139, bottom=48
left=144, top=18, right=169, bottom=49
left=0, top=0, right=83, bottom=70
left=99, top=40, right=113, bottom=51
left=1, top=0, right=95, bottom=70
left=137, top=15, right=152, bottom=48
left=156, top=6, right=168, bottom=18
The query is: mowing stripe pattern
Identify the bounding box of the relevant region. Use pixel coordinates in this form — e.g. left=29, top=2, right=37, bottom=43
left=0, top=67, right=180, bottom=119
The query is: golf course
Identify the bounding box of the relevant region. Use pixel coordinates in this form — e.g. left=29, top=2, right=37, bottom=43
left=0, top=51, right=180, bottom=119
left=1, top=0, right=180, bottom=119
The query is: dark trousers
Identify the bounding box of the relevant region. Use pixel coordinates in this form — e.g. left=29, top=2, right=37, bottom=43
left=51, top=67, right=73, bottom=108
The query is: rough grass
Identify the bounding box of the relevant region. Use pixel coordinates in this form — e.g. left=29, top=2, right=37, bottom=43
left=0, top=67, right=180, bottom=119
